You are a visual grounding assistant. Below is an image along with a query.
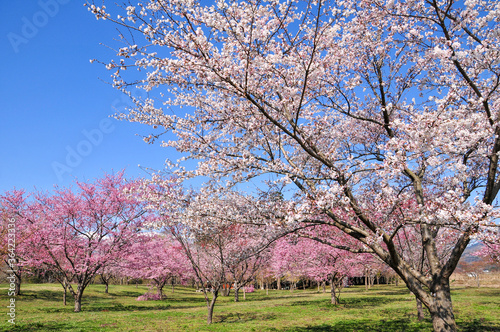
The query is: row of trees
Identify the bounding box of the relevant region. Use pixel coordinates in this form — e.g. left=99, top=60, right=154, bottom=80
left=1, top=173, right=390, bottom=323
left=84, top=0, right=500, bottom=331
left=3, top=173, right=497, bottom=325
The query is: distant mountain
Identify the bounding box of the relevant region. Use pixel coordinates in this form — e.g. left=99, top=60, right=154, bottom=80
left=460, top=242, right=485, bottom=264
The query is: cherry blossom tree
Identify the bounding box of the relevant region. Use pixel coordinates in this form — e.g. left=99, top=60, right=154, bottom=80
left=12, top=173, right=147, bottom=312
left=138, top=177, right=286, bottom=323
left=474, top=243, right=500, bottom=265
left=271, top=232, right=361, bottom=304
left=90, top=1, right=500, bottom=330
left=1, top=190, right=35, bottom=296
left=120, top=234, right=191, bottom=298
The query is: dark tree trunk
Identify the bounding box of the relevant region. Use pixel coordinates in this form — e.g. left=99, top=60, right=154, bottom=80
left=14, top=272, right=21, bottom=296
left=416, top=296, right=424, bottom=321
left=156, top=283, right=164, bottom=299
left=428, top=280, right=457, bottom=332
left=206, top=292, right=218, bottom=324
left=330, top=276, right=339, bottom=305
left=234, top=287, right=240, bottom=302
left=73, top=285, right=84, bottom=313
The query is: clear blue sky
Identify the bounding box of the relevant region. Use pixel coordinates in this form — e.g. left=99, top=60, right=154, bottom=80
left=1, top=1, right=174, bottom=193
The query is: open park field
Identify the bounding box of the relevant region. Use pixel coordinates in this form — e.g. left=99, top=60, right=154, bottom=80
left=1, top=283, right=499, bottom=332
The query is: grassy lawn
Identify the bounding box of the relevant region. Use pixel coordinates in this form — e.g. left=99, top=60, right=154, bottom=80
left=0, top=283, right=498, bottom=331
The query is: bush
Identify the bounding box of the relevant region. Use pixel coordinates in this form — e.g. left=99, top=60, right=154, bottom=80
left=136, top=292, right=163, bottom=301
left=244, top=285, right=255, bottom=293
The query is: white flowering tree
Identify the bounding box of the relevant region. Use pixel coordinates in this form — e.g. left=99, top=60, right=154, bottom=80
left=89, top=0, right=500, bottom=330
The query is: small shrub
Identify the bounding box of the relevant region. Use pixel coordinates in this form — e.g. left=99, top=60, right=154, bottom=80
left=136, top=292, right=163, bottom=301
left=244, top=285, right=255, bottom=293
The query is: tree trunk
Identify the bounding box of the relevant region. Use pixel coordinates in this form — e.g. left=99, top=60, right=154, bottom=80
left=277, top=277, right=281, bottom=290
left=330, top=277, right=338, bottom=305
left=62, top=278, right=68, bottom=306
left=322, top=281, right=326, bottom=293
left=157, top=284, right=164, bottom=299
left=243, top=287, right=246, bottom=300
left=416, top=296, right=424, bottom=321
left=266, top=282, right=269, bottom=295
left=74, top=286, right=84, bottom=313
left=13, top=272, right=21, bottom=296
left=428, top=280, right=457, bottom=332
left=206, top=293, right=218, bottom=324
left=105, top=283, right=109, bottom=294
left=234, top=285, right=240, bottom=302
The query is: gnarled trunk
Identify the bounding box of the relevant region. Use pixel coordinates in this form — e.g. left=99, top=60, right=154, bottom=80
left=428, top=280, right=456, bottom=332
left=73, top=286, right=84, bottom=312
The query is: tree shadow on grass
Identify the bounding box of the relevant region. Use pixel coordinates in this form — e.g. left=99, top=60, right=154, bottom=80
left=460, top=319, right=500, bottom=332
left=0, top=321, right=77, bottom=332
left=282, top=318, right=500, bottom=332
left=65, top=303, right=173, bottom=313
left=336, top=296, right=393, bottom=309
left=108, top=290, right=144, bottom=297
left=233, top=294, right=313, bottom=303
left=216, top=311, right=277, bottom=324
left=282, top=319, right=429, bottom=332
left=372, top=289, right=414, bottom=296
left=18, top=289, right=101, bottom=304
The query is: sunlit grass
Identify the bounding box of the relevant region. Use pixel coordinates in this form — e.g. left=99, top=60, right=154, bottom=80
left=0, top=283, right=498, bottom=331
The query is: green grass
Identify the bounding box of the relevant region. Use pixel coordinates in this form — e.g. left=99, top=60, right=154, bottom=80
left=0, top=283, right=499, bottom=331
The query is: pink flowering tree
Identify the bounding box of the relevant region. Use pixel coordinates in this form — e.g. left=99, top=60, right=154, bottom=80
left=138, top=178, right=286, bottom=323
left=89, top=1, right=500, bottom=330
left=14, top=173, right=147, bottom=312
left=220, top=224, right=273, bottom=302
left=120, top=234, right=191, bottom=299
left=271, top=231, right=362, bottom=304
left=0, top=190, right=33, bottom=296
left=270, top=237, right=308, bottom=292
left=473, top=242, right=500, bottom=265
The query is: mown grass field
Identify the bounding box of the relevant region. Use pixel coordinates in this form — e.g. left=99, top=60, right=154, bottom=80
left=0, top=283, right=499, bottom=331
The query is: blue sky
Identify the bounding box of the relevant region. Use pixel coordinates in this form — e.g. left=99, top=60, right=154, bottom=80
left=1, top=1, right=174, bottom=193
